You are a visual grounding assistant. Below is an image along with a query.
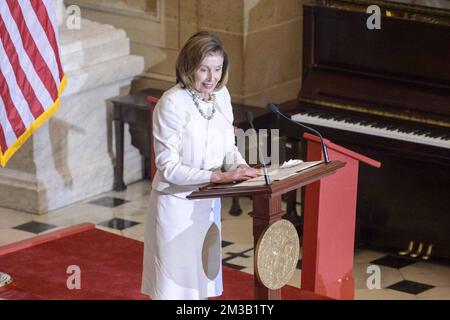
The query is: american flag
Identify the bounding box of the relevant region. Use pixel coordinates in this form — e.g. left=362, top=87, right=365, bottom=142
left=0, top=0, right=66, bottom=167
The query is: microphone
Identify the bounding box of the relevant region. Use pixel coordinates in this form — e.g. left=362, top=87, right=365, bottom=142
left=267, top=103, right=330, bottom=164
left=245, top=111, right=271, bottom=185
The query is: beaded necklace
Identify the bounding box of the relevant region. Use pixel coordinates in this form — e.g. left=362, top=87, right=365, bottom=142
left=187, top=89, right=216, bottom=120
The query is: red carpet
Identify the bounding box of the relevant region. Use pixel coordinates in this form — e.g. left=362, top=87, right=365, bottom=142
left=0, top=223, right=326, bottom=300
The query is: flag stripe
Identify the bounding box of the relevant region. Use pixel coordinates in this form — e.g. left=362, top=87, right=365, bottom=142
left=0, top=123, right=8, bottom=154
left=0, top=0, right=65, bottom=167
left=0, top=15, right=44, bottom=121
left=0, top=96, right=17, bottom=148
left=0, top=41, right=36, bottom=129
left=0, top=70, right=27, bottom=138
left=43, top=0, right=62, bottom=70
left=6, top=0, right=58, bottom=101
left=30, top=0, right=64, bottom=81
left=19, top=0, right=61, bottom=84
left=0, top=7, right=53, bottom=114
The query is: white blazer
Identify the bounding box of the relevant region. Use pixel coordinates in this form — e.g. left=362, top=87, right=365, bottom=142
left=151, top=84, right=247, bottom=198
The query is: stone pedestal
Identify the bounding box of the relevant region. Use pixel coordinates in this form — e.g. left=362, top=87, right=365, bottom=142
left=0, top=18, right=145, bottom=214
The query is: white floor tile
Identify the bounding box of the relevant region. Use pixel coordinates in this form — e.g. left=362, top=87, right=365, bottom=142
left=0, top=228, right=36, bottom=246
left=353, top=263, right=404, bottom=290
left=0, top=208, right=33, bottom=229
left=400, top=261, right=450, bottom=287
left=33, top=203, right=115, bottom=227
left=102, top=180, right=151, bottom=201
left=355, top=288, right=418, bottom=300
left=353, top=249, right=386, bottom=264
left=417, top=286, right=450, bottom=300
left=221, top=218, right=253, bottom=244
left=121, top=223, right=145, bottom=242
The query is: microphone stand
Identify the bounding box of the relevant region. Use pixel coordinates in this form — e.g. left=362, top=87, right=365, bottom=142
left=268, top=103, right=330, bottom=164
left=246, top=111, right=271, bottom=185
left=266, top=103, right=330, bottom=231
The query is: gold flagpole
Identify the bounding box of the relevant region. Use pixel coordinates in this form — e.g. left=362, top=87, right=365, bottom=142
left=0, top=272, right=12, bottom=287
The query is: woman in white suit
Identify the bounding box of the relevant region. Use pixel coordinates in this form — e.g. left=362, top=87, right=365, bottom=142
left=141, top=31, right=262, bottom=300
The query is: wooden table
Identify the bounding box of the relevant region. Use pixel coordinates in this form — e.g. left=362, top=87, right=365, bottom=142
left=111, top=88, right=163, bottom=191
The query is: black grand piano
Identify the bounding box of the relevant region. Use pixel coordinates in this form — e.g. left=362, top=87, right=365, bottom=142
left=276, top=0, right=450, bottom=260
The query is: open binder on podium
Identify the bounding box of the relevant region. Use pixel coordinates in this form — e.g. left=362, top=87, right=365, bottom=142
left=199, top=160, right=324, bottom=190
left=231, top=160, right=323, bottom=187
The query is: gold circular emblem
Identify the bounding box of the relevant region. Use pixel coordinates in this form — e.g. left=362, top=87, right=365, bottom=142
left=255, top=219, right=300, bottom=290
left=0, top=272, right=13, bottom=288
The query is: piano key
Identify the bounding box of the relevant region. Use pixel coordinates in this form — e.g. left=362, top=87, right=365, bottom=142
left=359, top=120, right=372, bottom=126
left=386, top=124, right=401, bottom=130
left=426, top=132, right=443, bottom=138
left=372, top=123, right=387, bottom=129
left=291, top=112, right=450, bottom=149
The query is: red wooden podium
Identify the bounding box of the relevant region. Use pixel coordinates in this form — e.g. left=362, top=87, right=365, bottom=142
left=301, top=133, right=381, bottom=299
left=188, top=160, right=346, bottom=300
left=146, top=94, right=380, bottom=299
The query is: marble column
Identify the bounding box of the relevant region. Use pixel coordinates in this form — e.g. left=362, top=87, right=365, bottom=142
left=0, top=2, right=145, bottom=214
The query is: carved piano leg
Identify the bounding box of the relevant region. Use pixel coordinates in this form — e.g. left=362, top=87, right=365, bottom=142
left=229, top=197, right=242, bottom=216
left=144, top=127, right=152, bottom=180
left=282, top=190, right=302, bottom=228
left=113, top=119, right=127, bottom=191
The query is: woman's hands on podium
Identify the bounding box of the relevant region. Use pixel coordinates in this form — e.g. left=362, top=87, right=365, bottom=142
left=210, top=165, right=263, bottom=184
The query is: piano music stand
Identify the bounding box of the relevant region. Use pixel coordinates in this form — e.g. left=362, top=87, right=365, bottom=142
left=302, top=133, right=381, bottom=299
left=188, top=160, right=346, bottom=300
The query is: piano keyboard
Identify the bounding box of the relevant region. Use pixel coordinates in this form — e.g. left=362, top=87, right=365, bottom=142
left=292, top=111, right=450, bottom=149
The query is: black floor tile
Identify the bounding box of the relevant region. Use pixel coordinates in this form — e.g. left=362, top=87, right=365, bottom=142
left=13, top=221, right=57, bottom=234
left=222, top=261, right=246, bottom=271
left=371, top=254, right=418, bottom=269
left=222, top=240, right=233, bottom=248
left=88, top=197, right=129, bottom=208
left=97, top=218, right=139, bottom=231
left=388, top=280, right=434, bottom=295
left=224, top=248, right=253, bottom=260
left=221, top=248, right=253, bottom=271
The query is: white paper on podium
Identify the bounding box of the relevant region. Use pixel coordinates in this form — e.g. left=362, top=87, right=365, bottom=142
left=230, top=160, right=323, bottom=187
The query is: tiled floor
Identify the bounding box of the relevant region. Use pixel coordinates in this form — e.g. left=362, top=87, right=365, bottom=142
left=1, top=180, right=449, bottom=300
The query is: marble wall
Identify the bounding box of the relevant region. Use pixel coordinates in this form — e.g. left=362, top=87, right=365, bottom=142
left=0, top=14, right=144, bottom=214
left=66, top=0, right=308, bottom=107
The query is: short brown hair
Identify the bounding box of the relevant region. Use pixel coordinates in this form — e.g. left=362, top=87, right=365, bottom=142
left=176, top=31, right=229, bottom=90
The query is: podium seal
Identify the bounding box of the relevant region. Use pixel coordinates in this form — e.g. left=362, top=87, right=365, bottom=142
left=255, top=219, right=300, bottom=290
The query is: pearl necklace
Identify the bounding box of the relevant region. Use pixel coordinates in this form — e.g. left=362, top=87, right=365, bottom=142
left=187, top=89, right=216, bottom=120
